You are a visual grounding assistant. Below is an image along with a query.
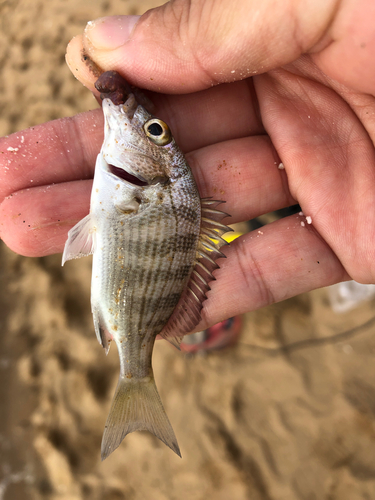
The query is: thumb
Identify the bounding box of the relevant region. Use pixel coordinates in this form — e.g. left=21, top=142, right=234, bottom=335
left=67, top=0, right=336, bottom=93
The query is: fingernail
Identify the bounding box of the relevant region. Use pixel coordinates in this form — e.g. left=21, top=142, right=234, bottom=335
left=85, top=15, right=140, bottom=50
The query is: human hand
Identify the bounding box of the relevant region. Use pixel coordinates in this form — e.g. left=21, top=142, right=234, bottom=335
left=1, top=0, right=375, bottom=330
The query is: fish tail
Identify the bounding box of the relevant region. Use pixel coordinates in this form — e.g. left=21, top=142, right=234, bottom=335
left=101, top=373, right=181, bottom=460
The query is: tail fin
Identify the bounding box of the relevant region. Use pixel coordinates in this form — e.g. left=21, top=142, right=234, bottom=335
left=101, top=374, right=181, bottom=460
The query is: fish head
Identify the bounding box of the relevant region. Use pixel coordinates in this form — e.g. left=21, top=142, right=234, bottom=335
left=101, top=96, right=187, bottom=189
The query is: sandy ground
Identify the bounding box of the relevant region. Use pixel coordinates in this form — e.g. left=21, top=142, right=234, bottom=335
left=2, top=1, right=375, bottom=499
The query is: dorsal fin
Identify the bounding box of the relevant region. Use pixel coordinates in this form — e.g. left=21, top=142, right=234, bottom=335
left=159, top=199, right=232, bottom=349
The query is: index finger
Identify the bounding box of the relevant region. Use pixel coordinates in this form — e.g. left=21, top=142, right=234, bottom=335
left=0, top=108, right=103, bottom=203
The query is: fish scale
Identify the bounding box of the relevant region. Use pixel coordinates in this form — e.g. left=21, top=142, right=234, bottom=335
left=95, top=197, right=199, bottom=347
left=62, top=71, right=231, bottom=460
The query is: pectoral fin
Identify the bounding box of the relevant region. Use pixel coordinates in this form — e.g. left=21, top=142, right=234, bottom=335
left=62, top=214, right=96, bottom=265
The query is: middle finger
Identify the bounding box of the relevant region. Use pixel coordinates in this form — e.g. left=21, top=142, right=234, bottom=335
left=0, top=132, right=294, bottom=255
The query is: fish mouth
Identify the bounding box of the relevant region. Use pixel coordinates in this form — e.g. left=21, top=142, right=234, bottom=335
left=109, top=164, right=148, bottom=187
left=108, top=163, right=169, bottom=187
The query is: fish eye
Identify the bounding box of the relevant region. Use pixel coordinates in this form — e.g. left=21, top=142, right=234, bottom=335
left=144, top=118, right=172, bottom=146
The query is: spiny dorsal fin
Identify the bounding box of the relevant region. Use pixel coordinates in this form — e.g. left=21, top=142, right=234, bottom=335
left=159, top=199, right=232, bottom=348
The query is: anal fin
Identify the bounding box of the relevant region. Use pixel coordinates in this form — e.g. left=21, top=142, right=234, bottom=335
left=93, top=307, right=113, bottom=354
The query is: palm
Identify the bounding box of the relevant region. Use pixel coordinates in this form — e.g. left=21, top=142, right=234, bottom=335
left=255, top=56, right=375, bottom=282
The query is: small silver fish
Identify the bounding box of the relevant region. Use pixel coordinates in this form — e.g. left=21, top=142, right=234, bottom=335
left=62, top=71, right=231, bottom=460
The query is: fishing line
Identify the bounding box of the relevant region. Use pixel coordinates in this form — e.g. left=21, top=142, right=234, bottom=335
left=238, top=314, right=375, bottom=356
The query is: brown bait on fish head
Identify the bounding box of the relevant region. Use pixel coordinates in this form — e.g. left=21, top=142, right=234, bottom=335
left=95, top=71, right=133, bottom=105
left=95, top=70, right=156, bottom=113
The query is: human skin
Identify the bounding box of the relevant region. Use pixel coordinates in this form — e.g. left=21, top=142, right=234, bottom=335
left=0, top=0, right=375, bottom=330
